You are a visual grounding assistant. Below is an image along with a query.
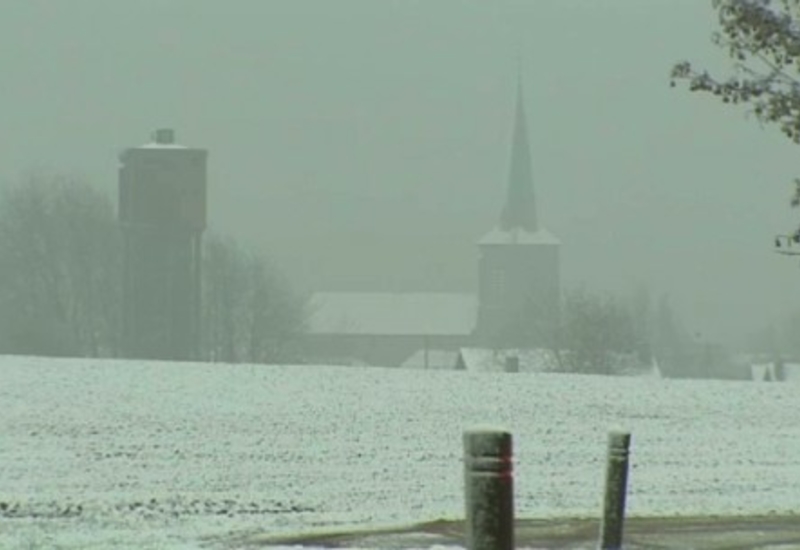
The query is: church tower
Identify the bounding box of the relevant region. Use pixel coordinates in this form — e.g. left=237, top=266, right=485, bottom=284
left=475, top=79, right=561, bottom=347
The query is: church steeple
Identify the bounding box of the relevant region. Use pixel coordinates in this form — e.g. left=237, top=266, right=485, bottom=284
left=500, top=76, right=537, bottom=232
left=474, top=75, right=561, bottom=347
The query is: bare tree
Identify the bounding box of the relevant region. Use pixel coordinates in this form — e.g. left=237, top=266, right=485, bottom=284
left=201, top=234, right=307, bottom=364
left=201, top=235, right=249, bottom=362
left=244, top=255, right=307, bottom=363
left=749, top=307, right=800, bottom=357
left=0, top=175, right=304, bottom=363
left=0, top=175, right=121, bottom=356
left=557, top=289, right=639, bottom=375
left=671, top=0, right=800, bottom=232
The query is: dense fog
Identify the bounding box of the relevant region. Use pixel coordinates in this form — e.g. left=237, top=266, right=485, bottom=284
left=1, top=1, right=799, bottom=351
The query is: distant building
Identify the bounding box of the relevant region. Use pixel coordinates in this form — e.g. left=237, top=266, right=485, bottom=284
left=475, top=78, right=561, bottom=348
left=400, top=348, right=461, bottom=371
left=455, top=348, right=559, bottom=373
left=750, top=359, right=800, bottom=382
left=118, top=129, right=208, bottom=361
left=306, top=292, right=475, bottom=367
left=450, top=347, right=660, bottom=377
left=306, top=79, right=561, bottom=367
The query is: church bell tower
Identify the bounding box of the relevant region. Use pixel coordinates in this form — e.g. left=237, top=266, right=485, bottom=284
left=475, top=79, right=561, bottom=347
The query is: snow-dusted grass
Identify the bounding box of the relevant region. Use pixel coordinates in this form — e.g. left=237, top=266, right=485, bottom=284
left=1, top=356, right=799, bottom=549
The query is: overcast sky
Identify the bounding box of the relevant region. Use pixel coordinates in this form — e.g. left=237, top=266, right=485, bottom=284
left=2, top=0, right=800, bottom=347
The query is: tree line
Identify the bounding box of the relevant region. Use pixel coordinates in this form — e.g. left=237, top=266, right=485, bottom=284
left=514, top=284, right=708, bottom=376
left=563, top=289, right=681, bottom=376
left=0, top=174, right=307, bottom=362
left=0, top=176, right=714, bottom=374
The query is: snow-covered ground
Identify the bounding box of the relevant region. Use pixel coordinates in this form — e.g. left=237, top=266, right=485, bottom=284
left=1, top=356, right=799, bottom=549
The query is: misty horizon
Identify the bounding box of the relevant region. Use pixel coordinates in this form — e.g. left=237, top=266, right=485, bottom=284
left=2, top=0, right=799, bottom=348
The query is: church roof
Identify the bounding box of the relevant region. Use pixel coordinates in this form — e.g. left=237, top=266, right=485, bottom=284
left=308, top=292, right=477, bottom=336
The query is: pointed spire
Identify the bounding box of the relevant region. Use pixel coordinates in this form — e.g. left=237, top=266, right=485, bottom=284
left=500, top=74, right=538, bottom=232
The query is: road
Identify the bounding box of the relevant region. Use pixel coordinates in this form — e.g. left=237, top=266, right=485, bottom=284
left=233, top=515, right=800, bottom=549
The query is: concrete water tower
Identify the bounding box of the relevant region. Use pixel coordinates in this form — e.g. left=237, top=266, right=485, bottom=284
left=118, top=128, right=208, bottom=361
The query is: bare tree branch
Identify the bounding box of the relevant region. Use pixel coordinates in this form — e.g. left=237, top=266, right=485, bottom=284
left=672, top=0, right=800, bottom=229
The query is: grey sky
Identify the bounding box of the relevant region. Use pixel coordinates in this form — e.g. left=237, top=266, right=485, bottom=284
left=2, top=0, right=799, bottom=346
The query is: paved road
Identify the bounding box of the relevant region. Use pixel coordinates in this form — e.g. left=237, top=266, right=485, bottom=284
left=233, top=515, right=800, bottom=549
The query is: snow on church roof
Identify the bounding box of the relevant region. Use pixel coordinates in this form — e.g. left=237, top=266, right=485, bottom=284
left=309, top=292, right=477, bottom=336
left=478, top=226, right=560, bottom=246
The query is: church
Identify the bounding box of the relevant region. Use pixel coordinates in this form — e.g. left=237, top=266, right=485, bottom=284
left=306, top=80, right=561, bottom=370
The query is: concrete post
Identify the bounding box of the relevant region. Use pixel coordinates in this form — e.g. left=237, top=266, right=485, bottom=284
left=463, top=429, right=514, bottom=550
left=599, top=431, right=632, bottom=550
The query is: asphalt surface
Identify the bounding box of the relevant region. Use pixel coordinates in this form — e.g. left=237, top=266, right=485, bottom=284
left=233, top=515, right=800, bottom=549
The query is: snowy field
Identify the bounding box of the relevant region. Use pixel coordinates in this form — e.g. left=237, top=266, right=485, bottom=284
left=2, top=356, right=800, bottom=549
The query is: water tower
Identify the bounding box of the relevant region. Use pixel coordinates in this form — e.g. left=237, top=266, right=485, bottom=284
left=118, top=129, right=208, bottom=361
